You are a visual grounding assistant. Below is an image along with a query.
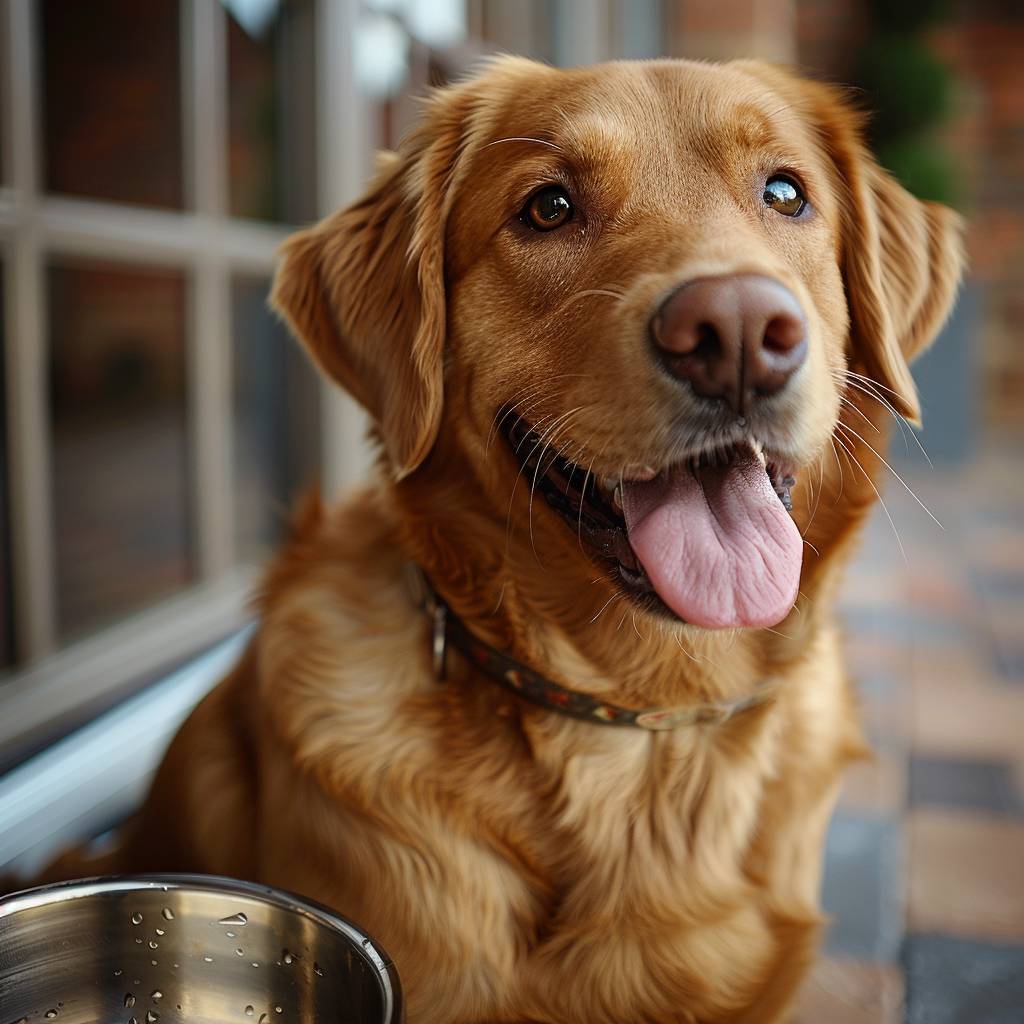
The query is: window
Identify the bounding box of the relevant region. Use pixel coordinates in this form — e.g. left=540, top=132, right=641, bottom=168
left=0, top=0, right=368, bottom=763
left=48, top=260, right=193, bottom=640
left=0, top=0, right=672, bottom=768
left=41, top=0, right=185, bottom=209
left=232, top=273, right=321, bottom=559
left=0, top=256, right=12, bottom=670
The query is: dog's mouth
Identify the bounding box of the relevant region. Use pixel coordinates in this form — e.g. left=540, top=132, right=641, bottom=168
left=504, top=416, right=804, bottom=629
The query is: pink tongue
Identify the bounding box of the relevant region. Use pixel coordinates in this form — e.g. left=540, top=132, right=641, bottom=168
left=622, top=451, right=802, bottom=629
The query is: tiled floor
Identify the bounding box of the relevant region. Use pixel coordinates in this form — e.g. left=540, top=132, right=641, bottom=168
left=795, top=436, right=1024, bottom=1022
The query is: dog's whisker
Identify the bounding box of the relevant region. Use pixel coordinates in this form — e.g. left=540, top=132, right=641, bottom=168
left=578, top=451, right=598, bottom=551
left=527, top=407, right=586, bottom=563
left=563, top=287, right=628, bottom=306
left=836, top=392, right=882, bottom=435
left=630, top=611, right=647, bottom=644
left=834, top=427, right=908, bottom=565
left=833, top=369, right=915, bottom=458
left=841, top=371, right=934, bottom=468
left=588, top=590, right=623, bottom=626
left=836, top=419, right=943, bottom=530
left=503, top=411, right=563, bottom=557
left=484, top=373, right=591, bottom=455
left=829, top=436, right=846, bottom=505
left=802, top=448, right=825, bottom=537
left=483, top=136, right=562, bottom=152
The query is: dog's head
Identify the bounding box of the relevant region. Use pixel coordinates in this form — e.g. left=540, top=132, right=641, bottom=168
left=273, top=57, right=963, bottom=632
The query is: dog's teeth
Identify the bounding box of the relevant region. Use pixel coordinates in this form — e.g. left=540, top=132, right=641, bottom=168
left=756, top=447, right=768, bottom=468
left=612, top=484, right=623, bottom=511
left=623, top=464, right=657, bottom=482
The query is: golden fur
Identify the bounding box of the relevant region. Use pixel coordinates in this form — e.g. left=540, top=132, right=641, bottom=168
left=41, top=58, right=963, bottom=1022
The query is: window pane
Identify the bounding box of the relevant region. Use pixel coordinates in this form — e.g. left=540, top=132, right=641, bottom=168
left=227, top=0, right=317, bottom=224
left=49, top=262, right=193, bottom=640
left=0, top=260, right=13, bottom=668
left=232, top=276, right=321, bottom=559
left=41, top=0, right=184, bottom=209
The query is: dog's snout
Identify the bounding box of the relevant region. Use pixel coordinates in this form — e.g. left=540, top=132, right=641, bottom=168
left=650, top=275, right=808, bottom=414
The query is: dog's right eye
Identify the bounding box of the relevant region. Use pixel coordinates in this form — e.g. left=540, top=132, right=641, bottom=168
left=522, top=186, right=574, bottom=231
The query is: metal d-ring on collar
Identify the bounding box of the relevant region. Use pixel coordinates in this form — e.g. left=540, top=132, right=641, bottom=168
left=407, top=566, right=778, bottom=732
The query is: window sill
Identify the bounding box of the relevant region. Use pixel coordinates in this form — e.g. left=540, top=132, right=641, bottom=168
left=0, top=566, right=257, bottom=771
left=0, top=624, right=253, bottom=877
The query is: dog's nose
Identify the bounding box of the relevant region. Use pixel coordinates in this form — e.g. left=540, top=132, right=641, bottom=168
left=650, top=275, right=807, bottom=414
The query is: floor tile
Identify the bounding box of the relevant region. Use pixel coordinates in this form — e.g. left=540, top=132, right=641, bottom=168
left=839, top=744, right=907, bottom=817
left=909, top=754, right=1024, bottom=815
left=907, top=809, right=1024, bottom=941
left=909, top=670, right=1024, bottom=760
left=903, top=933, right=1024, bottom=1024
left=794, top=958, right=904, bottom=1024
left=821, top=812, right=903, bottom=961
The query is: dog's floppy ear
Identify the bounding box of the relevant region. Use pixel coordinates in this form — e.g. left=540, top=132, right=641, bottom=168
left=834, top=132, right=964, bottom=425
left=735, top=62, right=965, bottom=425
left=270, top=84, right=472, bottom=478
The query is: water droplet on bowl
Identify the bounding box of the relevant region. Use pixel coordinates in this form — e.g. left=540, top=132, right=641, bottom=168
left=314, top=961, right=324, bottom=977
left=251, top=962, right=259, bottom=968
left=226, top=930, right=236, bottom=938
left=114, top=969, right=123, bottom=977
left=151, top=990, right=163, bottom=1001
left=217, top=912, right=248, bottom=926
left=131, top=912, right=143, bottom=925
left=283, top=950, right=294, bottom=965
left=203, top=955, right=214, bottom=963
left=44, top=1012, right=57, bottom=1020
left=155, top=928, right=165, bottom=936
left=244, top=1007, right=254, bottom=1017
left=236, top=947, right=244, bottom=956
left=146, top=1012, right=159, bottom=1023
left=135, top=937, right=143, bottom=945
left=129, top=1018, right=138, bottom=1024
left=275, top=1008, right=282, bottom=1015
left=161, top=907, right=174, bottom=921
left=124, top=994, right=136, bottom=1008
left=258, top=1015, right=267, bottom=1024
left=149, top=940, right=158, bottom=949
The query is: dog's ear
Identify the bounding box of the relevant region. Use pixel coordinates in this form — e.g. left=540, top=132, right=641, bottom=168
left=734, top=62, right=965, bottom=425
left=270, top=84, right=473, bottom=478
left=834, top=131, right=965, bottom=425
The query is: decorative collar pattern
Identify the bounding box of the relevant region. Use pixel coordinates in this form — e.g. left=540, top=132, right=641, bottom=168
left=410, top=568, right=777, bottom=732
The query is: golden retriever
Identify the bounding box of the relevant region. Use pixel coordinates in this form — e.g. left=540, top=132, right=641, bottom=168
left=40, top=57, right=963, bottom=1022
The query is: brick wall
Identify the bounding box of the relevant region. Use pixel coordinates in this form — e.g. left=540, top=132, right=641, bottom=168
left=671, top=0, right=1024, bottom=431
left=796, top=1, right=1024, bottom=431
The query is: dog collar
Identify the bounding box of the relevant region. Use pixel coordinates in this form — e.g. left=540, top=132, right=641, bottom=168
left=409, top=567, right=777, bottom=731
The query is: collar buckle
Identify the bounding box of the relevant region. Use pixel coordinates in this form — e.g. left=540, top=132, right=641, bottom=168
left=432, top=601, right=448, bottom=680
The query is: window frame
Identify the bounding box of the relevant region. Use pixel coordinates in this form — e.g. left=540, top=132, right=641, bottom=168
left=0, top=0, right=634, bottom=762
left=0, top=0, right=369, bottom=755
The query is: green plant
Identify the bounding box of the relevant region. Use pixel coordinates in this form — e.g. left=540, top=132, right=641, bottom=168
left=853, top=7, right=961, bottom=208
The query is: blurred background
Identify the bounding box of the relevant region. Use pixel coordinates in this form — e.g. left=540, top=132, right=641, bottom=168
left=0, top=0, right=1020, bottom=1020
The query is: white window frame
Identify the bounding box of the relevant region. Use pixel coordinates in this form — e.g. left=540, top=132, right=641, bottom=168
left=0, top=0, right=368, bottom=760
left=0, top=0, right=634, bottom=766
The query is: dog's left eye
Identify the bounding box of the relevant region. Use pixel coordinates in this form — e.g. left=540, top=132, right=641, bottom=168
left=763, top=174, right=806, bottom=217
left=522, top=185, right=574, bottom=231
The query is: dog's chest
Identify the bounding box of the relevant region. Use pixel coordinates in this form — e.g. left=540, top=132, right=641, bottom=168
left=507, top=723, right=798, bottom=1021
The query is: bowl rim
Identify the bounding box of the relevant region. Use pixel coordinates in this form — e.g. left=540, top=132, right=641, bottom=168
left=0, top=873, right=403, bottom=1023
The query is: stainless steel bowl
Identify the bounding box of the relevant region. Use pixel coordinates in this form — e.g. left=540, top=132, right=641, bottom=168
left=0, top=875, right=402, bottom=1023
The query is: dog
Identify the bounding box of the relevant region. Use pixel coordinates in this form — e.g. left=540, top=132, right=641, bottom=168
left=39, top=57, right=963, bottom=1022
